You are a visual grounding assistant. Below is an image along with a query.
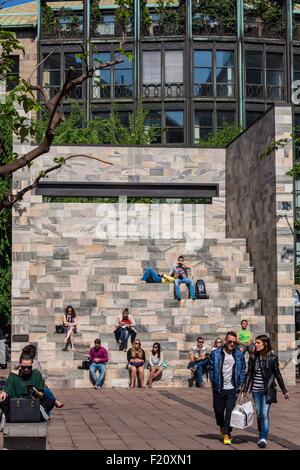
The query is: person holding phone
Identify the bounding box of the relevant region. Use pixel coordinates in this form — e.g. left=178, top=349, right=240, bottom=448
left=170, top=255, right=195, bottom=301
left=0, top=354, right=55, bottom=426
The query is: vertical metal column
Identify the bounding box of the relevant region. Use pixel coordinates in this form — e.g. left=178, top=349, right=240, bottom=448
left=134, top=0, right=140, bottom=113
left=237, top=0, right=245, bottom=128
left=37, top=0, right=41, bottom=42
left=86, top=0, right=91, bottom=122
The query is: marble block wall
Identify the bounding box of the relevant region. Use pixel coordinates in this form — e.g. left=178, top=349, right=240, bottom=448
left=226, top=105, right=295, bottom=384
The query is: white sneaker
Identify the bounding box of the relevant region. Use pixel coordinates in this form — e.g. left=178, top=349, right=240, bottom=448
left=257, top=439, right=267, bottom=448
left=0, top=412, right=6, bottom=432
left=94, top=385, right=98, bottom=390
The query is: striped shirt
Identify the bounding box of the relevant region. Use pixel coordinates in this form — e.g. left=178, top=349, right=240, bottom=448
left=252, top=365, right=265, bottom=392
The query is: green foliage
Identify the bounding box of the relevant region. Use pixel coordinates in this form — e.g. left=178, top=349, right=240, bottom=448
left=36, top=101, right=159, bottom=146
left=198, top=121, right=243, bottom=148
left=155, top=0, right=185, bottom=28
left=258, top=138, right=291, bottom=161
left=192, top=0, right=236, bottom=31
left=294, top=219, right=300, bottom=232
left=244, top=0, right=283, bottom=23
left=44, top=196, right=212, bottom=204
left=115, top=0, right=134, bottom=34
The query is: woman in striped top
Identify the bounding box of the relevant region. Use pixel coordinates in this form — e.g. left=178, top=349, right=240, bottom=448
left=243, top=335, right=289, bottom=448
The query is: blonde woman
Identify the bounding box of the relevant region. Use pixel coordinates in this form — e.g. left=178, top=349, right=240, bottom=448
left=127, top=339, right=146, bottom=389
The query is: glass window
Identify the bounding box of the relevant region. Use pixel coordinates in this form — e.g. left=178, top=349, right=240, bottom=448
left=142, top=51, right=161, bottom=97
left=165, top=50, right=183, bottom=97
left=217, top=110, right=235, bottom=129
left=194, top=50, right=213, bottom=97
left=42, top=53, right=60, bottom=99
left=165, top=50, right=183, bottom=83
left=145, top=110, right=162, bottom=143
left=246, top=111, right=263, bottom=128
left=114, top=53, right=133, bottom=98
left=266, top=53, right=284, bottom=100
left=6, top=55, right=19, bottom=91
left=246, top=51, right=263, bottom=99
left=294, top=54, right=300, bottom=82
left=165, top=111, right=184, bottom=144
left=64, top=53, right=82, bottom=99
left=92, top=52, right=111, bottom=99
left=216, top=51, right=235, bottom=98
left=194, top=110, right=213, bottom=142
left=117, top=111, right=130, bottom=127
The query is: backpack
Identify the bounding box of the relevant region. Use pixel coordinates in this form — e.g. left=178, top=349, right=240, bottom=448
left=195, top=279, right=209, bottom=299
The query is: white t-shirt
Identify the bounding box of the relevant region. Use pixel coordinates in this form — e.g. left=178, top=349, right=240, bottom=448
left=222, top=351, right=235, bottom=390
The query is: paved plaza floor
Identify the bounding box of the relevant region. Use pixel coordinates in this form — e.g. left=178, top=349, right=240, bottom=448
left=1, top=385, right=299, bottom=451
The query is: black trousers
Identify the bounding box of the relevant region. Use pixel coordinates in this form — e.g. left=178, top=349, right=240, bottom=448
left=213, top=389, right=237, bottom=435
left=0, top=396, right=55, bottom=422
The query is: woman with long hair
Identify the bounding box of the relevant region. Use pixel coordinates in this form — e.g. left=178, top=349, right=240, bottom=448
left=127, top=339, right=146, bottom=389
left=147, top=342, right=163, bottom=388
left=212, top=337, right=223, bottom=351
left=62, top=305, right=77, bottom=351
left=243, top=334, right=289, bottom=448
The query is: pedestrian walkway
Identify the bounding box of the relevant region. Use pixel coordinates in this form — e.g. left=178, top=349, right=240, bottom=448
left=2, top=386, right=298, bottom=450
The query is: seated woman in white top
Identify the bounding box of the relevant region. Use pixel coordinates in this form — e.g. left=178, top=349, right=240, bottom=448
left=147, top=342, right=163, bottom=388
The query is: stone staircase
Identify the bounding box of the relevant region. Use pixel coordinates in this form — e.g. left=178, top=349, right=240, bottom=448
left=41, top=237, right=265, bottom=388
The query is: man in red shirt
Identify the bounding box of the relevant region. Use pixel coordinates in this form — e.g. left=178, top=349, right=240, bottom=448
left=88, top=339, right=108, bottom=389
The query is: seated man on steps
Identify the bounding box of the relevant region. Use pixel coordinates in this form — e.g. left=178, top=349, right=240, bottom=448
left=170, top=255, right=195, bottom=301
left=88, top=338, right=108, bottom=390
left=188, top=337, right=210, bottom=388
left=0, top=354, right=55, bottom=428
left=141, top=268, right=175, bottom=284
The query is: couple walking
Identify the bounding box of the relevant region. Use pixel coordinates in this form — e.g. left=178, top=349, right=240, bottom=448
left=210, top=331, right=289, bottom=448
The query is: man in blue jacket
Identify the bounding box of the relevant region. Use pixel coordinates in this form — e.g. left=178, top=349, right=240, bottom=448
left=209, top=331, right=246, bottom=445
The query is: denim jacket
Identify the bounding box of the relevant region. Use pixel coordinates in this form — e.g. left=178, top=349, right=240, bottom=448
left=209, top=347, right=246, bottom=394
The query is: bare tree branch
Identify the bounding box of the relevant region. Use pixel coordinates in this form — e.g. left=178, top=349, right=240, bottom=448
left=0, top=154, right=113, bottom=213
left=26, top=47, right=59, bottom=84
left=0, top=58, right=123, bottom=179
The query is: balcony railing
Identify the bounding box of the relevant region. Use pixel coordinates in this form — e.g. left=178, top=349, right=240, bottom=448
left=91, top=21, right=133, bottom=38
left=246, top=84, right=284, bottom=101
left=142, top=22, right=185, bottom=36
left=192, top=18, right=236, bottom=36
left=92, top=84, right=133, bottom=99
left=42, top=85, right=83, bottom=100
left=244, top=19, right=285, bottom=39
left=143, top=83, right=184, bottom=98
left=194, top=83, right=235, bottom=98
left=194, top=83, right=213, bottom=97
left=41, top=22, right=83, bottom=40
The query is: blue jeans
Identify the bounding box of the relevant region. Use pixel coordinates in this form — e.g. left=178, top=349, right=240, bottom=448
left=141, top=268, right=162, bottom=283
left=42, top=387, right=56, bottom=416
left=89, top=362, right=106, bottom=388
left=115, top=327, right=136, bottom=348
left=252, top=391, right=271, bottom=440
left=174, top=277, right=195, bottom=299
left=190, top=358, right=209, bottom=385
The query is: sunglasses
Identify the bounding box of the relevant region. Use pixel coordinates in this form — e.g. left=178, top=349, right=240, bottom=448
left=198, top=341, right=204, bottom=343
left=216, top=341, right=222, bottom=344
left=20, top=366, right=32, bottom=370
left=227, top=340, right=236, bottom=345
left=135, top=342, right=141, bottom=345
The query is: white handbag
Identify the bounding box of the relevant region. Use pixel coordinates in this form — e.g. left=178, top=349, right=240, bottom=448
left=230, top=394, right=254, bottom=429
